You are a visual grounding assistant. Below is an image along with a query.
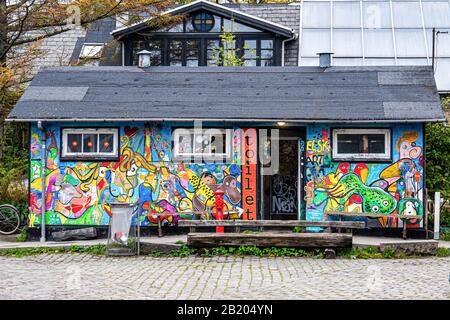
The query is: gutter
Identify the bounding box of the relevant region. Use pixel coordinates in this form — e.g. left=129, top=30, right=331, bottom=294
left=6, top=117, right=447, bottom=123
left=37, top=121, right=46, bottom=242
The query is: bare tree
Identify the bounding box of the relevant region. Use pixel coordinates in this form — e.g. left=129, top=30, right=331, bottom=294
left=0, top=0, right=181, bottom=158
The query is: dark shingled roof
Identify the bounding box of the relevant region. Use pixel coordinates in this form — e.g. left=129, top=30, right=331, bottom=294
left=7, top=66, right=445, bottom=122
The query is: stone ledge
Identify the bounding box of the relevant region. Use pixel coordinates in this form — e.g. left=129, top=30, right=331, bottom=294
left=379, top=241, right=439, bottom=255
left=139, top=241, right=182, bottom=254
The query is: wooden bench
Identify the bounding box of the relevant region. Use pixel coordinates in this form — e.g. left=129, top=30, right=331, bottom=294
left=325, top=212, right=423, bottom=240
left=145, top=210, right=240, bottom=237
left=178, top=220, right=365, bottom=249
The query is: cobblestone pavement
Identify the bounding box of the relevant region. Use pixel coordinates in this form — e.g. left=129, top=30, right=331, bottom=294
left=0, top=254, right=448, bottom=300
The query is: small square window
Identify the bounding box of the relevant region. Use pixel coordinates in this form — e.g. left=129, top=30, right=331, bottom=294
left=62, top=128, right=119, bottom=160
left=99, top=134, right=114, bottom=153
left=332, top=128, right=391, bottom=161
left=67, top=134, right=82, bottom=153
left=83, top=134, right=97, bottom=153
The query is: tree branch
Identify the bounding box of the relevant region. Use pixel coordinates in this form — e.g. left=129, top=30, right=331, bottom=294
left=0, top=0, right=34, bottom=61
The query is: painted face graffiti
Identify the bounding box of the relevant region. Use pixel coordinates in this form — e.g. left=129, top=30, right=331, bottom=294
left=397, top=131, right=422, bottom=159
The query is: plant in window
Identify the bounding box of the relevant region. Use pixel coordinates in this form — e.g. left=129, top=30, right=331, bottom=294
left=211, top=24, right=257, bottom=66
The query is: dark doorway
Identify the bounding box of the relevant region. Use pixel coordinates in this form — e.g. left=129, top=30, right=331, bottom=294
left=260, top=128, right=305, bottom=220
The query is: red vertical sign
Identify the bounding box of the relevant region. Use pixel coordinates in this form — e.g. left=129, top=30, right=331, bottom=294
left=242, top=128, right=257, bottom=220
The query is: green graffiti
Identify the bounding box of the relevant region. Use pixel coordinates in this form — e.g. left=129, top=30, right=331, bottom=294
left=327, top=173, right=397, bottom=214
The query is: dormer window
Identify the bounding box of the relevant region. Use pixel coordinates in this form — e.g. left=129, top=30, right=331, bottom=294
left=122, top=7, right=289, bottom=67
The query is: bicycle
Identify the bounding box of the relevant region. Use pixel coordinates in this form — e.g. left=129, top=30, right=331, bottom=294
left=0, top=204, right=21, bottom=235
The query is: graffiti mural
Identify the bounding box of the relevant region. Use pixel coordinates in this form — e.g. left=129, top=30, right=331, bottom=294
left=271, top=175, right=298, bottom=214
left=28, top=122, right=425, bottom=230
left=29, top=124, right=243, bottom=226
left=305, top=125, right=424, bottom=228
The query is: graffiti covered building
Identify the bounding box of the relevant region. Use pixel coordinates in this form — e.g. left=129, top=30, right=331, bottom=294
left=7, top=1, right=445, bottom=238
left=9, top=66, right=444, bottom=237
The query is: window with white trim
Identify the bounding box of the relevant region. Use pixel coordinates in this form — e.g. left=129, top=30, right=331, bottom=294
left=79, top=43, right=104, bottom=59
left=332, top=128, right=391, bottom=161
left=61, top=128, right=119, bottom=159
left=173, top=128, right=232, bottom=161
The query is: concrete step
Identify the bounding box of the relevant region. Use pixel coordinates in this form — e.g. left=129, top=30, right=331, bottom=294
left=353, top=236, right=439, bottom=255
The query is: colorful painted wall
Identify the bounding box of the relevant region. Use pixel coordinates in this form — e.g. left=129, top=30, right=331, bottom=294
left=304, top=124, right=425, bottom=229
left=29, top=122, right=426, bottom=230
left=29, top=123, right=250, bottom=226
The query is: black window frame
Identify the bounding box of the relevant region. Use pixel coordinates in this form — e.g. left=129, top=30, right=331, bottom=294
left=124, top=11, right=282, bottom=67
left=126, top=34, right=280, bottom=67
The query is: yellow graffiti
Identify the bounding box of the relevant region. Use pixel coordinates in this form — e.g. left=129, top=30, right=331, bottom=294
left=306, top=139, right=330, bottom=153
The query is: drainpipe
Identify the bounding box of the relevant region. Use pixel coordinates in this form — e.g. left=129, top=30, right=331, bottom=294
left=37, top=121, right=46, bottom=242
left=282, top=32, right=297, bottom=67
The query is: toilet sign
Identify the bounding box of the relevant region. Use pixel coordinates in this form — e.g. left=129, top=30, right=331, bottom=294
left=242, top=128, right=257, bottom=220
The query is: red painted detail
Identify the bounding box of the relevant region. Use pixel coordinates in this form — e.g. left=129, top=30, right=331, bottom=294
left=215, top=189, right=225, bottom=233
left=98, top=179, right=105, bottom=191
left=241, top=128, right=257, bottom=220
left=349, top=194, right=363, bottom=204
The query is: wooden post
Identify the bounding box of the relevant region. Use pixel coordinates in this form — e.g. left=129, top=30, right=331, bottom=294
left=158, top=215, right=163, bottom=237
left=402, top=221, right=407, bottom=240
left=215, top=189, right=225, bottom=233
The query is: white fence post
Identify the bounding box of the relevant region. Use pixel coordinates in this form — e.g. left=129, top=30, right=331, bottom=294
left=434, top=192, right=441, bottom=240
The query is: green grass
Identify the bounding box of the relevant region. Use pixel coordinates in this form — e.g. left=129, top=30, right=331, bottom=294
left=167, top=246, right=324, bottom=258
left=336, top=247, right=409, bottom=259
left=1, top=244, right=449, bottom=259
left=436, top=247, right=450, bottom=257
left=0, top=244, right=106, bottom=258
left=15, top=229, right=27, bottom=242
left=169, top=245, right=197, bottom=257
left=159, top=245, right=429, bottom=259
left=333, top=246, right=446, bottom=259
left=292, top=226, right=302, bottom=233
left=440, top=231, right=450, bottom=241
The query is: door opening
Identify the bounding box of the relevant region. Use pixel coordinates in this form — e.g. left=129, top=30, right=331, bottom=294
left=260, top=128, right=305, bottom=220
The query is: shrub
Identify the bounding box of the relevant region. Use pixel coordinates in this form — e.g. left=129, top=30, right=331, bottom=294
left=15, top=228, right=27, bottom=242
left=0, top=122, right=29, bottom=223
left=425, top=101, right=450, bottom=202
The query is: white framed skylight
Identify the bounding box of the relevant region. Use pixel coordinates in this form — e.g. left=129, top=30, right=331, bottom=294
left=79, top=43, right=105, bottom=59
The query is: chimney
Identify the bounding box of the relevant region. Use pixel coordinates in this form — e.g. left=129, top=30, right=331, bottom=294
left=137, top=50, right=151, bottom=68
left=317, top=52, right=333, bottom=68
